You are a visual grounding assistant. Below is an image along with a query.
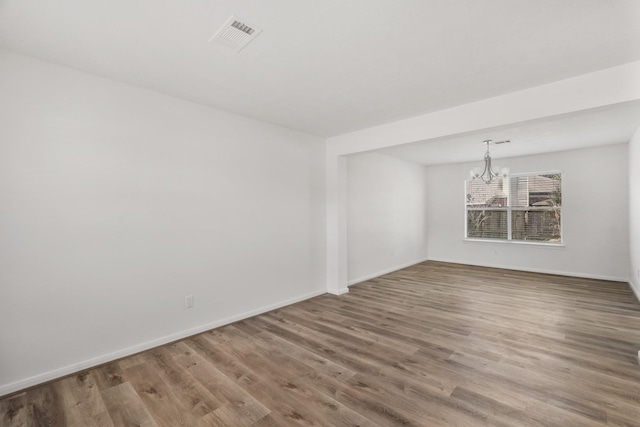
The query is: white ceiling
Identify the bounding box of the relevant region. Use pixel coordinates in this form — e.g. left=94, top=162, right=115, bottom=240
left=379, top=100, right=640, bottom=165
left=1, top=0, right=640, bottom=139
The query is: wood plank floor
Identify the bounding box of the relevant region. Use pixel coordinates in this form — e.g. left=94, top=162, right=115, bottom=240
left=2, top=261, right=640, bottom=426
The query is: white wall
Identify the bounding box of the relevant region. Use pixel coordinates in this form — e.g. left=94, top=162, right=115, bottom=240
left=347, top=153, right=428, bottom=284
left=629, top=128, right=640, bottom=299
left=327, top=61, right=640, bottom=156
left=426, top=144, right=629, bottom=281
left=0, top=50, right=326, bottom=396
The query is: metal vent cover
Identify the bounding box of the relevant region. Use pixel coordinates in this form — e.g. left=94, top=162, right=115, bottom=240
left=210, top=15, right=262, bottom=52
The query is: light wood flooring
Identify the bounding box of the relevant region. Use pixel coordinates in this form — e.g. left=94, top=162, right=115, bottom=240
left=2, top=261, right=640, bottom=426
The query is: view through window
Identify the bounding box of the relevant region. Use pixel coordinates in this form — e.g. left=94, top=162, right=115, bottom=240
left=466, top=173, right=562, bottom=243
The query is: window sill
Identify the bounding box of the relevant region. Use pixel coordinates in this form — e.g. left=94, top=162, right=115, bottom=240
left=463, top=238, right=565, bottom=248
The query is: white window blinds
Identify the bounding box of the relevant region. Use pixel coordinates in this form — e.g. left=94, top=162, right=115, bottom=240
left=466, top=173, right=562, bottom=243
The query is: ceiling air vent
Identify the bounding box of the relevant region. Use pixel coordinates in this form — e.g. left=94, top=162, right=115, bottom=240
left=210, top=15, right=262, bottom=52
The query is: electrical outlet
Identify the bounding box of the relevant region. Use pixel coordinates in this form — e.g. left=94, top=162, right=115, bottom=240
left=185, top=294, right=194, bottom=309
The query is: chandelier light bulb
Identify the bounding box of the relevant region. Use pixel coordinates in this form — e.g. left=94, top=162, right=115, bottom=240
left=469, top=139, right=510, bottom=184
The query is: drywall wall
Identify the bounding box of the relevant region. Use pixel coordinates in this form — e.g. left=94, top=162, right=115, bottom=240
left=630, top=127, right=640, bottom=300
left=426, top=144, right=629, bottom=281
left=347, top=153, right=428, bottom=284
left=327, top=61, right=640, bottom=156
left=0, top=50, right=326, bottom=395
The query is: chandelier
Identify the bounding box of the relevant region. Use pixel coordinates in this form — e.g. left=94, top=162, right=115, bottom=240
left=470, top=139, right=510, bottom=184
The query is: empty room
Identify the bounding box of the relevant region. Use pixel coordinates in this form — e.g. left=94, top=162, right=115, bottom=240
left=1, top=1, right=640, bottom=426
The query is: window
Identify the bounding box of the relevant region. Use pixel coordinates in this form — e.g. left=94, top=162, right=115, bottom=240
left=466, top=172, right=562, bottom=243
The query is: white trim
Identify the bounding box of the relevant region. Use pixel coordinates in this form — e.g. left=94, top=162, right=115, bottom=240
left=347, top=257, right=430, bottom=286
left=629, top=279, right=640, bottom=303
left=510, top=169, right=563, bottom=178
left=0, top=289, right=326, bottom=398
left=327, top=288, right=349, bottom=296
left=428, top=257, right=628, bottom=283
left=463, top=238, right=565, bottom=248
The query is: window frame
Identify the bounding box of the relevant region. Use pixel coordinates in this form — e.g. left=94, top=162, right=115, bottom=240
left=464, top=170, right=563, bottom=246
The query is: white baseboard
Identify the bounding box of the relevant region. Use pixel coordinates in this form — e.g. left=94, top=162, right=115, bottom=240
left=327, top=288, right=349, bottom=296
left=347, top=257, right=430, bottom=286
left=0, top=289, right=326, bottom=398
left=629, top=279, right=640, bottom=303
left=428, top=257, right=628, bottom=283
